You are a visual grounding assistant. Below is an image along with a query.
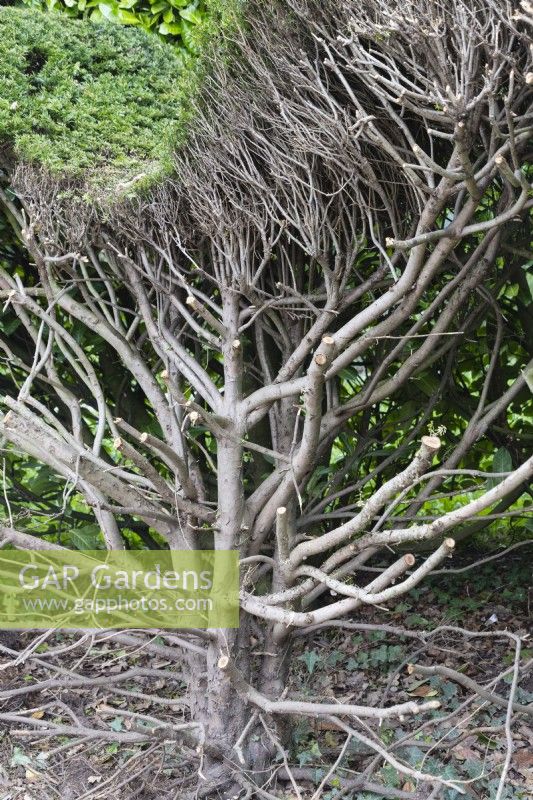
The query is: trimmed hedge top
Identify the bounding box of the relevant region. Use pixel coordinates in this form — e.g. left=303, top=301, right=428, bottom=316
left=0, top=6, right=190, bottom=196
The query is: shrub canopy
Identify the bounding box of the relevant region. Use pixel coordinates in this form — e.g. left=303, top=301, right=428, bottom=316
left=0, top=6, right=189, bottom=194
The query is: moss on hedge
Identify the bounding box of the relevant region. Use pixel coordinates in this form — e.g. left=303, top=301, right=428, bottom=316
left=0, top=7, right=190, bottom=196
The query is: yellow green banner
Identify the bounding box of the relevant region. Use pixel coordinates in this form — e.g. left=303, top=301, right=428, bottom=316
left=0, top=550, right=239, bottom=629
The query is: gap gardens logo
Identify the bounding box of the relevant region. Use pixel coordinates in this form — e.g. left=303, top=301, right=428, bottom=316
left=0, top=550, right=239, bottom=629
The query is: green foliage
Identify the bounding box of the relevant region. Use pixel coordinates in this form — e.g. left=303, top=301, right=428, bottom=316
left=21, top=0, right=209, bottom=55
left=298, top=650, right=321, bottom=675
left=486, top=446, right=513, bottom=489
left=0, top=7, right=190, bottom=193
left=346, top=642, right=404, bottom=672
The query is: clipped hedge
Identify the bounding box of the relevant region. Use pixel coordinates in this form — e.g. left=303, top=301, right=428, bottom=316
left=0, top=2, right=240, bottom=199
left=20, top=0, right=208, bottom=57
left=0, top=6, right=190, bottom=194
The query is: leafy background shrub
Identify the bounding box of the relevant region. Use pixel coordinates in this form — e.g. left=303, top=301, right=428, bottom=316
left=20, top=0, right=208, bottom=57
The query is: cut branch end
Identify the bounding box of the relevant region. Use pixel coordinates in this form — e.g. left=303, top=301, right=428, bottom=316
left=444, top=537, right=456, bottom=551
left=421, top=435, right=441, bottom=452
